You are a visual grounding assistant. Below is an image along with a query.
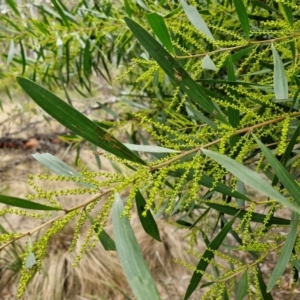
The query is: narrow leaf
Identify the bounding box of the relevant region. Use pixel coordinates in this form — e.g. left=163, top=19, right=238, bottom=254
left=201, top=148, right=300, bottom=214
left=232, top=0, right=250, bottom=39
left=236, top=271, right=248, bottom=299
left=253, top=135, right=300, bottom=207
left=267, top=211, right=299, bottom=292
left=19, top=40, right=26, bottom=75
left=272, top=44, right=289, bottom=100
left=202, top=55, right=217, bottom=71
left=206, top=202, right=290, bottom=225
left=86, top=212, right=116, bottom=251
left=113, top=193, right=160, bottom=300
left=0, top=195, right=62, bottom=211
left=146, top=13, right=174, bottom=54
left=184, top=212, right=240, bottom=299
left=125, top=18, right=227, bottom=125
left=135, top=190, right=161, bottom=242
left=25, top=237, right=37, bottom=269
left=51, top=0, right=70, bottom=28
left=256, top=267, right=274, bottom=300
left=32, top=153, right=96, bottom=188
left=17, top=77, right=146, bottom=166
left=124, top=0, right=132, bottom=17
left=281, top=3, right=293, bottom=27
left=124, top=144, right=180, bottom=153
left=7, top=39, right=14, bottom=64
left=179, top=0, right=215, bottom=41
left=6, top=0, right=21, bottom=16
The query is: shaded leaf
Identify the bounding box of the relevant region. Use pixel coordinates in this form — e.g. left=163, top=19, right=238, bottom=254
left=233, top=0, right=250, bottom=39
left=113, top=193, right=160, bottom=300
left=206, top=202, right=290, bottom=225
left=256, top=266, right=274, bottom=300
left=184, top=212, right=240, bottom=299
left=135, top=190, right=161, bottom=242
left=51, top=0, right=70, bottom=28
left=125, top=18, right=227, bottom=125
left=0, top=195, right=62, bottom=211
left=86, top=212, right=116, bottom=251
left=236, top=271, right=248, bottom=299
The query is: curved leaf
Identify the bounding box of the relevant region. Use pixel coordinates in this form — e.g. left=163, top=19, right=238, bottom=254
left=16, top=77, right=146, bottom=166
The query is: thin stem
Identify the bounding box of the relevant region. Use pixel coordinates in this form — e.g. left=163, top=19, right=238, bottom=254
left=150, top=111, right=300, bottom=170
left=0, top=189, right=113, bottom=250
left=174, top=34, right=299, bottom=59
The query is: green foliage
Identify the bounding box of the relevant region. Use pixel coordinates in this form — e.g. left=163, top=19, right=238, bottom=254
left=2, top=0, right=300, bottom=299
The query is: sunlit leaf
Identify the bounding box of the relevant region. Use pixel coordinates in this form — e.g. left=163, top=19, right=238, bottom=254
left=124, top=0, right=132, bottom=17
left=25, top=237, right=37, bottom=269
left=124, top=144, right=180, bottom=153
left=201, top=148, right=300, bottom=214
left=51, top=0, right=70, bottom=28
left=272, top=44, right=288, bottom=100
left=267, top=211, right=298, bottom=292
left=253, top=135, right=300, bottom=207
left=179, top=0, right=215, bottom=41
left=6, top=0, right=21, bottom=16
left=113, top=193, right=160, bottom=300
left=32, top=153, right=96, bottom=188
left=17, top=77, right=146, bottom=166
left=202, top=55, right=217, bottom=71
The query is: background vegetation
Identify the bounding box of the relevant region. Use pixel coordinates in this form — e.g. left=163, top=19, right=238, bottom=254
left=1, top=0, right=300, bottom=299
